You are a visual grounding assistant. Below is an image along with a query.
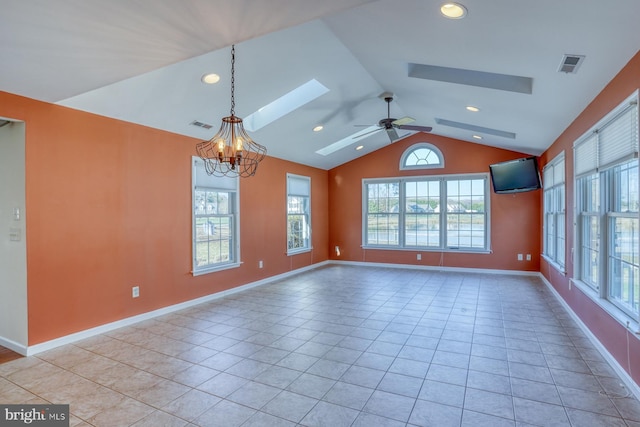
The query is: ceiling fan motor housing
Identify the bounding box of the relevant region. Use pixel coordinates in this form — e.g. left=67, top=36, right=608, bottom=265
left=379, top=118, right=396, bottom=129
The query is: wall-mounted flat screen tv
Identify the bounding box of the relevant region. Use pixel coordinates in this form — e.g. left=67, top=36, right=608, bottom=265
left=489, top=156, right=541, bottom=194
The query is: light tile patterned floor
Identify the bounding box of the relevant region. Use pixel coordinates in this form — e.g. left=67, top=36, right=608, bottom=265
left=2, top=265, right=640, bottom=426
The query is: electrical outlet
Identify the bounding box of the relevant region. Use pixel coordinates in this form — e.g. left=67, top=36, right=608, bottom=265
left=417, top=254, right=421, bottom=260
left=517, top=254, right=523, bottom=261
left=132, top=286, right=139, bottom=298
left=526, top=254, right=531, bottom=261
left=259, top=260, right=263, bottom=269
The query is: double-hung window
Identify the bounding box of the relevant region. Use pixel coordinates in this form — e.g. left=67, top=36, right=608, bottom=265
left=287, top=173, right=311, bottom=254
left=543, top=152, right=566, bottom=271
left=574, top=91, right=639, bottom=318
left=364, top=174, right=490, bottom=251
left=192, top=157, right=239, bottom=275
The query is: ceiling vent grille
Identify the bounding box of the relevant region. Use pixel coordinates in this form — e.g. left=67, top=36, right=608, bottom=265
left=558, top=54, right=585, bottom=74
left=190, top=120, right=213, bottom=130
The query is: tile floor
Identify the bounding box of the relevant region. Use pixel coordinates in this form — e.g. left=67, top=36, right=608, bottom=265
left=0, top=345, right=21, bottom=364
left=2, top=265, right=640, bottom=426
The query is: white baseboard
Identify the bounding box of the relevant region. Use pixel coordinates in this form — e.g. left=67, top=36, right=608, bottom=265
left=25, top=261, right=329, bottom=356
left=331, top=259, right=540, bottom=276
left=0, top=336, right=28, bottom=356
left=538, top=273, right=640, bottom=400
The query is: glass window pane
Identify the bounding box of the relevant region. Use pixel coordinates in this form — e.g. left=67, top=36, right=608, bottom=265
left=609, top=216, right=640, bottom=314
left=402, top=144, right=443, bottom=169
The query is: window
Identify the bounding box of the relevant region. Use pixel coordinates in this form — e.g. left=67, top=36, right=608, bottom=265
left=574, top=91, right=639, bottom=318
left=364, top=174, right=489, bottom=251
left=543, top=152, right=566, bottom=271
left=400, top=143, right=444, bottom=170
left=287, top=173, right=311, bottom=254
left=192, top=157, right=239, bottom=275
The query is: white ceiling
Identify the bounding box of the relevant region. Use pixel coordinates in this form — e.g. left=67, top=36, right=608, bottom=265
left=1, top=0, right=639, bottom=170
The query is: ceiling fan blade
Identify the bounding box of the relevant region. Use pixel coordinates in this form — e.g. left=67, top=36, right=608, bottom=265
left=397, top=124, right=433, bottom=132
left=353, top=127, right=383, bottom=139
left=386, top=127, right=399, bottom=142
left=392, top=117, right=415, bottom=126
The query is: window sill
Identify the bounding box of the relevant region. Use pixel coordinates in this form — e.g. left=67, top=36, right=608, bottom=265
left=569, top=278, right=640, bottom=335
left=287, top=247, right=312, bottom=256
left=541, top=254, right=566, bottom=275
left=362, top=246, right=491, bottom=254
left=192, top=262, right=241, bottom=276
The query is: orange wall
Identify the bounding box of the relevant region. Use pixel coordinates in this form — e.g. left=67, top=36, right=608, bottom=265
left=0, top=91, right=328, bottom=345
left=328, top=133, right=541, bottom=271
left=539, top=50, right=640, bottom=384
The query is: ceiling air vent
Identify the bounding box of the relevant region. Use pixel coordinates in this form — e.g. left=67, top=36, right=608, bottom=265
left=190, top=120, right=213, bottom=130
left=558, top=54, right=585, bottom=74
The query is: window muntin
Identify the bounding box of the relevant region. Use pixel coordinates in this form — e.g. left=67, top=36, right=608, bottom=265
left=542, top=153, right=566, bottom=271
left=287, top=174, right=311, bottom=254
left=364, top=174, right=489, bottom=251
left=573, top=91, right=639, bottom=318
left=192, top=157, right=239, bottom=275
left=400, top=143, right=444, bottom=170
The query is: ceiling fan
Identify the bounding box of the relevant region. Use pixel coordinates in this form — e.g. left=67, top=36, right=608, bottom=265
left=355, top=92, right=432, bottom=142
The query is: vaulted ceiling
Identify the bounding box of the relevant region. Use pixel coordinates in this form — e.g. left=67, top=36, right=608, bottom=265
left=1, top=0, right=639, bottom=169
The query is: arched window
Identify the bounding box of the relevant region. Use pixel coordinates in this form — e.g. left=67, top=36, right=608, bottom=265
left=400, top=143, right=444, bottom=170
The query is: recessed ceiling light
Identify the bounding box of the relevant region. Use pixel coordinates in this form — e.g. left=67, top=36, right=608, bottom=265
left=201, top=73, right=220, bottom=84
left=313, top=125, right=324, bottom=132
left=356, top=145, right=364, bottom=150
left=466, top=105, right=480, bottom=112
left=472, top=135, right=483, bottom=139
left=440, top=3, right=467, bottom=19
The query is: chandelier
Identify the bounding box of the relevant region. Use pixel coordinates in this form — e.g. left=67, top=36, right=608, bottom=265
left=196, top=45, right=267, bottom=177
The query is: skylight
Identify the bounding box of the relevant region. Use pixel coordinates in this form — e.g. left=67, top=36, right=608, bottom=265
left=244, top=79, right=329, bottom=132
left=316, top=126, right=379, bottom=156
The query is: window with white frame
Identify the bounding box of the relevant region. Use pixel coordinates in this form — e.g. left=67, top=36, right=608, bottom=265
left=400, top=143, right=444, bottom=170
left=363, top=174, right=489, bottom=251
left=543, top=152, right=566, bottom=271
left=287, top=173, right=311, bottom=254
left=192, top=157, right=239, bottom=275
left=574, top=92, right=639, bottom=318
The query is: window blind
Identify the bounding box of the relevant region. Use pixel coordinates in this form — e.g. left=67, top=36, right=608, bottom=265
left=598, top=104, right=639, bottom=170
left=543, top=153, right=565, bottom=187
left=574, top=97, right=638, bottom=177
left=287, top=174, right=310, bottom=196
left=193, top=157, right=237, bottom=190
left=553, top=156, right=565, bottom=184
left=574, top=133, right=598, bottom=178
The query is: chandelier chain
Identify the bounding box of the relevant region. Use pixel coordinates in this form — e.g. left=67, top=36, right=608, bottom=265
left=230, top=45, right=235, bottom=116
